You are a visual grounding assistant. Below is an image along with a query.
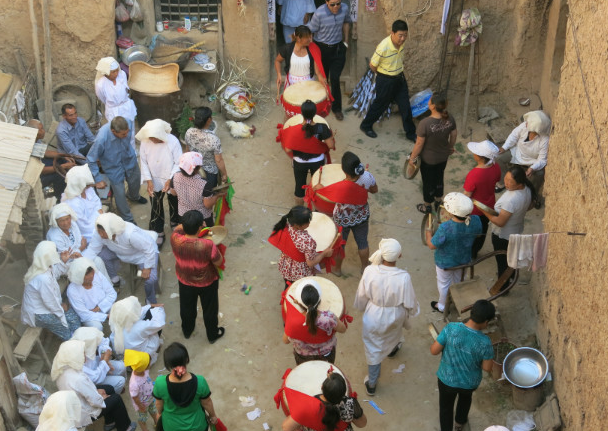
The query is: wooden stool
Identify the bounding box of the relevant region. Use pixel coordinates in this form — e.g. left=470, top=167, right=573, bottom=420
left=13, top=327, right=52, bottom=371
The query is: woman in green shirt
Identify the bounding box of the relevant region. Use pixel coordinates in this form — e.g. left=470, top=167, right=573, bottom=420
left=153, top=342, right=219, bottom=431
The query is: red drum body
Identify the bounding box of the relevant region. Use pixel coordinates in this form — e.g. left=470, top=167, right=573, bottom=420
left=307, top=164, right=345, bottom=216
left=282, top=81, right=331, bottom=118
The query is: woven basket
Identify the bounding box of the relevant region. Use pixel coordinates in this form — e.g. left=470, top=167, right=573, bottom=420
left=220, top=87, right=254, bottom=121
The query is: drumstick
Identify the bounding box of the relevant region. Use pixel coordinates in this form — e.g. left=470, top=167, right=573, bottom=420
left=316, top=165, right=323, bottom=186
left=276, top=79, right=281, bottom=105
left=329, top=232, right=342, bottom=249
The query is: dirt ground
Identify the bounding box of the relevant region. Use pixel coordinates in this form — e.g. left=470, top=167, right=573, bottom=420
left=2, top=92, right=547, bottom=431
left=107, top=92, right=544, bottom=431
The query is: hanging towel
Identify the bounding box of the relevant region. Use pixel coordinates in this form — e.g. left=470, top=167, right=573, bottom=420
left=507, top=234, right=534, bottom=269
left=532, top=233, right=549, bottom=271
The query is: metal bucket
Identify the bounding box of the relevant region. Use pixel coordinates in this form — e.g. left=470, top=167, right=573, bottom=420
left=492, top=339, right=518, bottom=380
left=511, top=383, right=544, bottom=411
left=131, top=90, right=183, bottom=130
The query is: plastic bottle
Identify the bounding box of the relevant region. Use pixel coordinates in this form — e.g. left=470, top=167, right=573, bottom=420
left=184, top=16, right=191, bottom=31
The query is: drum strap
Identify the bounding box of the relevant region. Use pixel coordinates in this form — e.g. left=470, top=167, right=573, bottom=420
left=284, top=300, right=333, bottom=344
left=282, top=387, right=349, bottom=431
left=268, top=228, right=307, bottom=262
left=319, top=180, right=369, bottom=205
left=277, top=126, right=332, bottom=164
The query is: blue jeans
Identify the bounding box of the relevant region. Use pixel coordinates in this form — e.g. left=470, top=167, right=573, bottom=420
left=111, top=166, right=142, bottom=223
left=341, top=220, right=369, bottom=250
left=34, top=307, right=81, bottom=340
left=367, top=364, right=381, bottom=387
left=100, top=247, right=159, bottom=304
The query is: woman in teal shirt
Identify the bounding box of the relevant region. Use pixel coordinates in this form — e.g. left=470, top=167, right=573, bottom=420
left=153, top=342, right=219, bottom=431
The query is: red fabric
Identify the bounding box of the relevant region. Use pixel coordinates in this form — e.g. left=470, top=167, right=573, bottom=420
left=304, top=175, right=369, bottom=210
left=216, top=195, right=231, bottom=226
left=320, top=226, right=346, bottom=274
left=269, top=227, right=307, bottom=262
left=281, top=387, right=349, bottom=431
left=170, top=226, right=219, bottom=287
left=276, top=125, right=332, bottom=164
left=463, top=164, right=501, bottom=216
left=284, top=299, right=333, bottom=344
left=340, top=313, right=354, bottom=329
left=309, top=42, right=334, bottom=104
left=274, top=368, right=293, bottom=411
left=214, top=419, right=228, bottom=431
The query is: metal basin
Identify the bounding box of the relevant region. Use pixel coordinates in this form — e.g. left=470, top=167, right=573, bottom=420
left=122, top=45, right=151, bottom=66
left=503, top=347, right=548, bottom=388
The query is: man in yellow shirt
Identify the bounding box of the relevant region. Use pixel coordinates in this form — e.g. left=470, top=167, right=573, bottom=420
left=360, top=20, right=416, bottom=141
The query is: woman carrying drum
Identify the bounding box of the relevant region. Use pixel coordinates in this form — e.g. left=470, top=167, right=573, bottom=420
left=282, top=371, right=367, bottom=431
left=269, top=206, right=333, bottom=290
left=275, top=25, right=328, bottom=90
left=322, top=152, right=378, bottom=276
left=409, top=93, right=457, bottom=214
left=282, top=278, right=347, bottom=365
left=280, top=100, right=335, bottom=206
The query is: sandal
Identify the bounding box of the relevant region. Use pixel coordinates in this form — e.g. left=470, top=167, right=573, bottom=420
left=209, top=327, right=225, bottom=344
left=430, top=301, right=441, bottom=312
left=454, top=422, right=465, bottom=431
left=416, top=203, right=432, bottom=214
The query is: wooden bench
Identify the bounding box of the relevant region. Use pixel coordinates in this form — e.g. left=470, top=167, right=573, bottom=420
left=13, top=327, right=52, bottom=371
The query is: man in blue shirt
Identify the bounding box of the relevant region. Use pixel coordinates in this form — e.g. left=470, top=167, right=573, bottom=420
left=87, top=116, right=147, bottom=223
left=277, top=0, right=316, bottom=43
left=430, top=300, right=495, bottom=431
left=55, top=103, right=95, bottom=160
left=307, top=0, right=352, bottom=120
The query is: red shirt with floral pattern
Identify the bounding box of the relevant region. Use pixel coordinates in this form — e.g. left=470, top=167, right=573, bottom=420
left=277, top=224, right=317, bottom=282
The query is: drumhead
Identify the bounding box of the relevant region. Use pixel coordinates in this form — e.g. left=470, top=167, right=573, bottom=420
left=283, top=114, right=329, bottom=129
left=420, top=207, right=451, bottom=246
left=306, top=212, right=337, bottom=252
left=310, top=164, right=345, bottom=188
left=284, top=81, right=327, bottom=105
left=403, top=153, right=421, bottom=180
left=286, top=276, right=344, bottom=318
left=472, top=199, right=498, bottom=216
left=285, top=360, right=348, bottom=396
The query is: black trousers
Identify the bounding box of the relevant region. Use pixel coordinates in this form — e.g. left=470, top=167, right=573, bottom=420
left=293, top=159, right=325, bottom=198
left=360, top=73, right=416, bottom=136
left=96, top=384, right=132, bottom=431
left=438, top=379, right=474, bottom=431
left=491, top=233, right=513, bottom=290
left=317, top=41, right=347, bottom=112
left=149, top=191, right=179, bottom=233
left=420, top=160, right=447, bottom=203
left=471, top=214, right=490, bottom=259
left=179, top=280, right=219, bottom=341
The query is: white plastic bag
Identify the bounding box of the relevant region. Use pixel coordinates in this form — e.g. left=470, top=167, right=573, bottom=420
left=123, top=0, right=134, bottom=5
left=115, top=1, right=131, bottom=22
left=506, top=410, right=536, bottom=431
left=12, top=372, right=49, bottom=427
left=130, top=0, right=144, bottom=22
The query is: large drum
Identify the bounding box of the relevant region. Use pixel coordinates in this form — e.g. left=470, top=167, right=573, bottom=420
left=306, top=212, right=338, bottom=252
left=282, top=81, right=331, bottom=118
left=307, top=164, right=346, bottom=215
left=277, top=360, right=352, bottom=417
left=283, top=114, right=328, bottom=130
left=282, top=276, right=344, bottom=322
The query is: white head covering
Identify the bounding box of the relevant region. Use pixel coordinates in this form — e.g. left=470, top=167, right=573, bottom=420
left=71, top=327, right=103, bottom=360
left=67, top=257, right=97, bottom=285
left=49, top=203, right=78, bottom=228
left=37, top=390, right=81, bottom=431
left=523, top=110, right=551, bottom=136
left=64, top=165, right=95, bottom=200
left=96, top=212, right=127, bottom=239
left=135, top=119, right=172, bottom=143
left=443, top=192, right=474, bottom=224
left=483, top=427, right=509, bottom=431
left=369, top=238, right=402, bottom=265
left=179, top=152, right=203, bottom=175
left=51, top=340, right=86, bottom=380
left=467, top=140, right=499, bottom=165
left=109, top=296, right=142, bottom=354
left=24, top=241, right=60, bottom=284
left=95, top=57, right=120, bottom=83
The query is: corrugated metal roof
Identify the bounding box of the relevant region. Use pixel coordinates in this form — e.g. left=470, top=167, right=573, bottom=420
left=0, top=122, right=39, bottom=239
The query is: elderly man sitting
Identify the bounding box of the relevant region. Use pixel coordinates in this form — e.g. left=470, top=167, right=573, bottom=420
left=84, top=213, right=159, bottom=305
left=87, top=116, right=147, bottom=223
left=496, top=110, right=551, bottom=203
left=56, top=103, right=95, bottom=159
left=71, top=326, right=126, bottom=394
left=66, top=257, right=116, bottom=331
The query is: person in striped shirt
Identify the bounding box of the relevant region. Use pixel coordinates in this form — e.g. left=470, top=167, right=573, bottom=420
left=360, top=20, right=417, bottom=141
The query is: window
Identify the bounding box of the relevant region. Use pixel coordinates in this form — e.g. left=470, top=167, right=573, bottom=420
left=158, top=0, right=220, bottom=23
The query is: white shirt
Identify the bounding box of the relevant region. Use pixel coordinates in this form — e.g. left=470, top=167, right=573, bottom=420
left=62, top=188, right=102, bottom=242
left=95, top=70, right=137, bottom=122
left=21, top=264, right=68, bottom=327
left=111, top=305, right=165, bottom=364
left=84, top=223, right=158, bottom=268
left=503, top=122, right=549, bottom=171
left=493, top=187, right=532, bottom=240
left=46, top=224, right=83, bottom=253
left=55, top=368, right=104, bottom=427
left=289, top=52, right=311, bottom=77
left=140, top=134, right=183, bottom=192
left=354, top=265, right=419, bottom=365
left=67, top=272, right=117, bottom=323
